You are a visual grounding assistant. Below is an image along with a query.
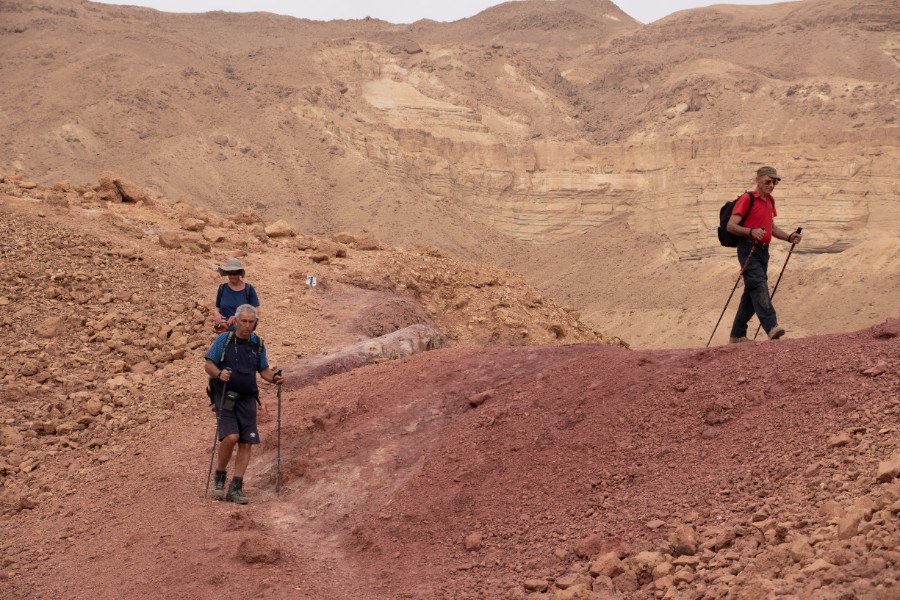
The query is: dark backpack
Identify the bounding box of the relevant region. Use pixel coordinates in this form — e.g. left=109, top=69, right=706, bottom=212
left=206, top=331, right=265, bottom=404
left=717, top=193, right=755, bottom=247
left=215, top=283, right=254, bottom=308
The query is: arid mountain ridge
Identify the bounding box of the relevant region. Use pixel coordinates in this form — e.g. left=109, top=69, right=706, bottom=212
left=1, top=0, right=898, bottom=347
left=2, top=2, right=900, bottom=598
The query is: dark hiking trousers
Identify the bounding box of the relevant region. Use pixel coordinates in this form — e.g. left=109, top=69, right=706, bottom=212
left=730, top=240, right=778, bottom=338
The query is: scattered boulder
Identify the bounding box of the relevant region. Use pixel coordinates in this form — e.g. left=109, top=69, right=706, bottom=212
left=402, top=40, right=422, bottom=54
left=464, top=532, right=483, bottom=552
left=264, top=220, right=296, bottom=238
left=574, top=533, right=605, bottom=559
left=157, top=231, right=183, bottom=249
left=97, top=172, right=151, bottom=204
left=84, top=398, right=103, bottom=417
left=876, top=454, right=900, bottom=483
left=0, top=426, right=24, bottom=446
left=523, top=579, right=548, bottom=592
left=589, top=552, right=624, bottom=578
left=331, top=232, right=358, bottom=245
left=202, top=227, right=226, bottom=243
left=181, top=218, right=206, bottom=232
left=669, top=524, right=698, bottom=556
left=828, top=432, right=852, bottom=448
left=230, top=209, right=263, bottom=225
left=36, top=315, right=66, bottom=338
left=354, top=234, right=380, bottom=250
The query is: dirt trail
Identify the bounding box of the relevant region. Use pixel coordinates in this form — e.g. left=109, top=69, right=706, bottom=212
left=5, top=322, right=898, bottom=599
left=1, top=183, right=898, bottom=599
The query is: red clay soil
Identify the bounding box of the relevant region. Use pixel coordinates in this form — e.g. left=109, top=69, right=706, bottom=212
left=3, top=320, right=898, bottom=599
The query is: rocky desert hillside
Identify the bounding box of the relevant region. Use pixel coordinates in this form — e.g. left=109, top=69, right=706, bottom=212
left=1, top=177, right=898, bottom=599
left=2, top=180, right=899, bottom=600
left=1, top=0, right=897, bottom=347
left=1, top=1, right=899, bottom=599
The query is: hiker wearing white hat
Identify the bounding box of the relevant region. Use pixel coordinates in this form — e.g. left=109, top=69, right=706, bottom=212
left=213, top=258, right=260, bottom=333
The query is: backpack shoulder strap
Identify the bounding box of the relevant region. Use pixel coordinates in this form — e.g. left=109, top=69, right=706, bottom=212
left=737, top=192, right=755, bottom=226
left=245, top=283, right=253, bottom=304
left=218, top=331, right=234, bottom=364
left=215, top=283, right=225, bottom=308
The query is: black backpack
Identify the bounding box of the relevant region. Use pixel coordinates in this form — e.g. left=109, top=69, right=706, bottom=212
left=717, top=193, right=755, bottom=247
left=215, top=283, right=254, bottom=308
left=206, top=331, right=265, bottom=404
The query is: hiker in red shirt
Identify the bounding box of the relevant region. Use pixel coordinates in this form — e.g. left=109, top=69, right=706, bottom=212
left=726, top=166, right=803, bottom=343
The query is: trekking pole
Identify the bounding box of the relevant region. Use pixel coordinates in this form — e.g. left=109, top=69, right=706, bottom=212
left=204, top=369, right=230, bottom=499
left=752, top=227, right=803, bottom=340
left=706, top=242, right=760, bottom=348
left=275, top=369, right=283, bottom=494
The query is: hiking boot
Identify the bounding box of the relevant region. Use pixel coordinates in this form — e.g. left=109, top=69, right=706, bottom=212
left=226, top=478, right=249, bottom=505
left=729, top=336, right=750, bottom=344
left=767, top=325, right=786, bottom=340
left=210, top=470, right=227, bottom=500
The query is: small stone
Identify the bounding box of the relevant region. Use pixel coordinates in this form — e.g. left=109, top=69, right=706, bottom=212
left=36, top=315, right=66, bottom=338
left=876, top=454, right=900, bottom=483
left=632, top=550, right=664, bottom=573
left=652, top=561, right=674, bottom=580
left=522, top=579, right=548, bottom=592
left=555, top=573, right=590, bottom=590
left=181, top=218, right=206, bottom=232
left=671, top=555, right=700, bottom=567
left=645, top=519, right=665, bottom=530
left=861, top=360, right=888, bottom=377
left=464, top=532, right=483, bottom=552
left=788, top=536, right=814, bottom=562
left=469, top=390, right=492, bottom=408
left=654, top=574, right=674, bottom=592
left=669, top=524, right=698, bottom=556
left=828, top=432, right=852, bottom=448
left=801, top=558, right=834, bottom=574
left=157, top=231, right=182, bottom=249
left=574, top=533, right=604, bottom=558
left=820, top=500, right=844, bottom=519
left=85, top=398, right=103, bottom=417
left=265, top=220, right=296, bottom=238
left=836, top=512, right=862, bottom=540
left=589, top=552, right=624, bottom=578
left=672, top=568, right=695, bottom=584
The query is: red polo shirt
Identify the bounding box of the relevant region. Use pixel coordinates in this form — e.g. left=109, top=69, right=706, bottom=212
left=733, top=191, right=777, bottom=244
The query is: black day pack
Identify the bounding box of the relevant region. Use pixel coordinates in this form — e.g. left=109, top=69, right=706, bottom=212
left=717, top=193, right=754, bottom=247
left=206, top=331, right=265, bottom=404
left=215, top=282, right=254, bottom=308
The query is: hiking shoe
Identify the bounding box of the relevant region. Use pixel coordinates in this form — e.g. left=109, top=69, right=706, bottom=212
left=210, top=470, right=227, bottom=501
left=226, top=479, right=249, bottom=505
left=767, top=325, right=786, bottom=340
left=729, top=336, right=750, bottom=344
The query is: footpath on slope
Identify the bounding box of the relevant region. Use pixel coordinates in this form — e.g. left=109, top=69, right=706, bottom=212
left=0, top=175, right=898, bottom=600
left=0, top=173, right=616, bottom=599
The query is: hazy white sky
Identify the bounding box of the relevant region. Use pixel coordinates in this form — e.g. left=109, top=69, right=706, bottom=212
left=97, top=1, right=789, bottom=25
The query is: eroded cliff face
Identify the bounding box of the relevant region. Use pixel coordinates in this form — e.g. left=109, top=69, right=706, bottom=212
left=305, top=43, right=898, bottom=257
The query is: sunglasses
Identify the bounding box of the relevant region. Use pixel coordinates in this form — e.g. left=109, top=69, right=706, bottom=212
left=226, top=271, right=244, bottom=276
left=761, top=179, right=778, bottom=186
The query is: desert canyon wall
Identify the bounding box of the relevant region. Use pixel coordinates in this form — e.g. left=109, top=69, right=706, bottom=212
left=0, top=0, right=897, bottom=346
